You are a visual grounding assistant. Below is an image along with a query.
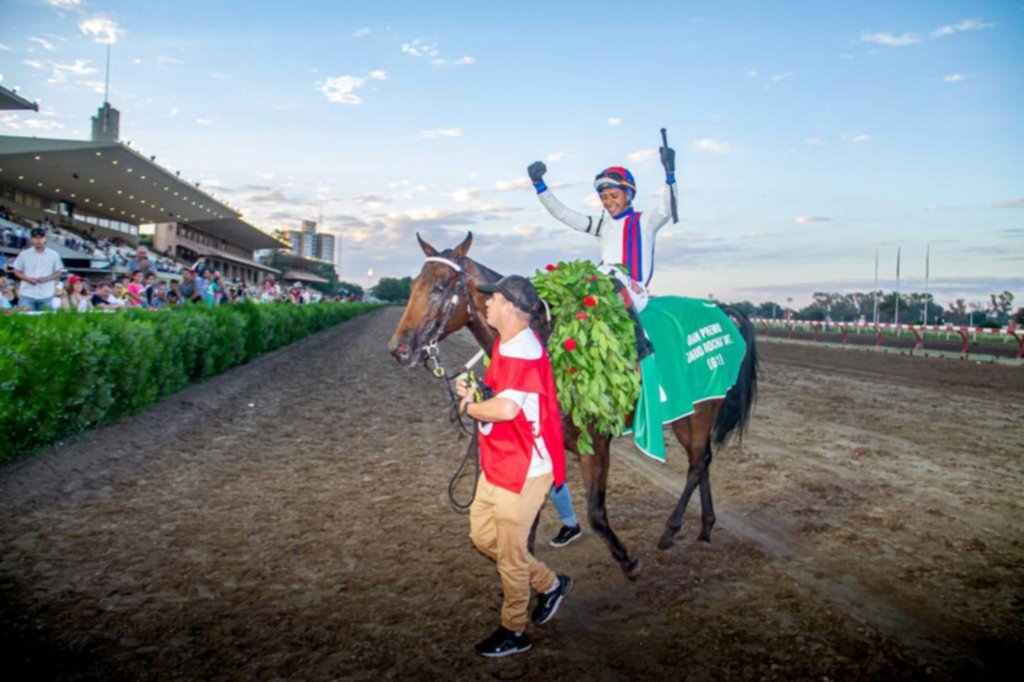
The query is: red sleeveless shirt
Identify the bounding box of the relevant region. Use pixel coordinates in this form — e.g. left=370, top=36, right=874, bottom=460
left=478, top=331, right=567, bottom=494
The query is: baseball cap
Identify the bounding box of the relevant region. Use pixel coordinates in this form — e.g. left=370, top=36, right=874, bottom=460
left=478, top=274, right=541, bottom=314
left=30, top=227, right=46, bottom=237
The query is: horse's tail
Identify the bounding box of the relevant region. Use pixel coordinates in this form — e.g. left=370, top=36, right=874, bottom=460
left=713, top=305, right=759, bottom=446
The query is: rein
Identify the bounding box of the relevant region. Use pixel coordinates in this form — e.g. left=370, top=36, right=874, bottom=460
left=419, top=255, right=484, bottom=511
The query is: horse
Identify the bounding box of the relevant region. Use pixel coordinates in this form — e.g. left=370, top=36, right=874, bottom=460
left=387, top=232, right=758, bottom=579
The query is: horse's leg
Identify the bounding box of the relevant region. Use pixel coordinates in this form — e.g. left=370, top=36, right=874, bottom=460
left=579, top=433, right=642, bottom=580
left=697, top=446, right=715, bottom=542
left=658, top=403, right=716, bottom=550
left=696, top=401, right=723, bottom=543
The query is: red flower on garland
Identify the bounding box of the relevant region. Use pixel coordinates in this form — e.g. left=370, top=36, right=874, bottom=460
left=589, top=275, right=599, bottom=281
left=545, top=264, right=558, bottom=271
left=563, top=338, right=577, bottom=351
left=575, top=311, right=588, bottom=320
left=567, top=367, right=579, bottom=374
left=583, top=296, right=597, bottom=307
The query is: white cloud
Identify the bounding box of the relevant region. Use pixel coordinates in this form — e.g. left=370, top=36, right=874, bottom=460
left=627, top=148, right=658, bottom=162
left=545, top=152, right=564, bottom=163
left=76, top=79, right=105, bottom=94
left=169, top=107, right=178, bottom=115
left=1, top=113, right=65, bottom=131
left=607, top=117, right=621, bottom=126
left=924, top=203, right=964, bottom=212
left=451, top=186, right=479, bottom=202
left=770, top=72, right=792, bottom=83
left=434, top=56, right=475, bottom=67
left=795, top=216, right=831, bottom=224
left=156, top=56, right=185, bottom=65
left=30, top=37, right=57, bottom=51
left=23, top=59, right=44, bottom=69
left=401, top=39, right=440, bottom=58
left=992, top=197, right=1024, bottom=209
left=79, top=16, right=121, bottom=45
left=47, top=58, right=97, bottom=85
left=942, top=73, right=973, bottom=83
left=419, top=127, right=462, bottom=139
left=843, top=133, right=870, bottom=143
left=46, top=0, right=82, bottom=7
left=692, top=138, right=731, bottom=154
left=195, top=117, right=213, bottom=125
left=352, top=27, right=372, bottom=38
left=495, top=178, right=531, bottom=192
left=805, top=137, right=825, bottom=147
left=745, top=69, right=758, bottom=77
left=858, top=31, right=921, bottom=47
left=839, top=53, right=855, bottom=60
left=0, top=44, right=12, bottom=52
left=317, top=70, right=387, bottom=105
left=931, top=17, right=994, bottom=39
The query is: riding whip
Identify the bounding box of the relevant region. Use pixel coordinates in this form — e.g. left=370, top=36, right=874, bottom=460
left=661, top=127, right=679, bottom=224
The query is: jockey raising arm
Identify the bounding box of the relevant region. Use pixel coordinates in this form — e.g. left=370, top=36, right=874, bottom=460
left=527, top=144, right=676, bottom=292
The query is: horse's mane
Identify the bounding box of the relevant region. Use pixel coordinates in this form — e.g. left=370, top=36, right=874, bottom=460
left=460, top=254, right=552, bottom=344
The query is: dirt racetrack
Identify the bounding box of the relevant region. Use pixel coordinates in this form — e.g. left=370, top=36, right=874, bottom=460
left=2, top=308, right=1022, bottom=680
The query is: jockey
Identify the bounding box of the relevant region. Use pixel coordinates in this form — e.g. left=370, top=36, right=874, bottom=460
left=527, top=145, right=676, bottom=359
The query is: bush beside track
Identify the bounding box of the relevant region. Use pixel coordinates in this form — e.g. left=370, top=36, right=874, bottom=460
left=0, top=302, right=384, bottom=461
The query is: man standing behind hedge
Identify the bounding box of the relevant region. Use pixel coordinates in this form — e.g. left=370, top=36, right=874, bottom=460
left=12, top=227, right=63, bottom=312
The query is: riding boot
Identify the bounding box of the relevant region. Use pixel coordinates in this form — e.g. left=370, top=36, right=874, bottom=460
left=626, top=302, right=655, bottom=361
left=611, top=278, right=655, bottom=361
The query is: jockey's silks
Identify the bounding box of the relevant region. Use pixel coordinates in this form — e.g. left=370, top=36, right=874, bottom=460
left=621, top=210, right=644, bottom=283
left=479, top=332, right=566, bottom=494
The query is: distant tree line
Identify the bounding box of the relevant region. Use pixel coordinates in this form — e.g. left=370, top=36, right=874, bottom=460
left=722, top=290, right=1020, bottom=327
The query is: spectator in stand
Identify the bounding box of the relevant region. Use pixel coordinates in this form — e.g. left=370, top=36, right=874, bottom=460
left=192, top=254, right=209, bottom=278
left=12, top=227, right=64, bottom=312
left=178, top=268, right=202, bottom=304
left=142, top=272, right=157, bottom=307
left=123, top=271, right=146, bottom=307
left=66, top=275, right=93, bottom=312
left=90, top=282, right=123, bottom=310
left=1, top=271, right=14, bottom=311
left=214, top=272, right=229, bottom=305
left=150, top=282, right=169, bottom=309
left=127, top=247, right=150, bottom=274
left=169, top=279, right=181, bottom=302
left=203, top=270, right=220, bottom=307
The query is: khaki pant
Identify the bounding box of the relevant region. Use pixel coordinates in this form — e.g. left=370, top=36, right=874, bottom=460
left=469, top=472, right=557, bottom=632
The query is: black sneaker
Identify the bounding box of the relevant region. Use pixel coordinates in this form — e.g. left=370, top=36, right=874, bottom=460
left=474, top=626, right=532, bottom=657
left=531, top=575, right=573, bottom=625
left=549, top=524, right=582, bottom=548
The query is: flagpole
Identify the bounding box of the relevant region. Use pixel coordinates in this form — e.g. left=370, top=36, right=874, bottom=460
left=923, top=244, right=930, bottom=326
left=873, top=249, right=879, bottom=324
left=894, top=246, right=901, bottom=328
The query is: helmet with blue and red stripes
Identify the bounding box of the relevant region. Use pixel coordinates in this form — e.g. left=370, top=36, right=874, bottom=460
left=594, top=166, right=636, bottom=201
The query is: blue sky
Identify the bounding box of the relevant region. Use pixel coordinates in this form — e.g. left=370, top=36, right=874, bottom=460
left=1, top=0, right=1021, bottom=307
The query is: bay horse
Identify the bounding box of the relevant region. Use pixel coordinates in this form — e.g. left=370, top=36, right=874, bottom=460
left=387, top=232, right=758, bottom=579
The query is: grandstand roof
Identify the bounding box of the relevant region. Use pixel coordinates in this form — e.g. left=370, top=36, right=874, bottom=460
left=190, top=217, right=283, bottom=252
left=281, top=268, right=329, bottom=285
left=0, top=85, right=38, bottom=111
left=0, top=136, right=238, bottom=225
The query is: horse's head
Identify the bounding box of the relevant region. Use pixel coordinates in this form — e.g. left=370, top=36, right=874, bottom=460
left=388, top=231, right=476, bottom=366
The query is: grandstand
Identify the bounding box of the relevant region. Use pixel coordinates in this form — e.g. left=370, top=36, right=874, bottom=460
left=0, top=135, right=284, bottom=284
left=0, top=84, right=39, bottom=112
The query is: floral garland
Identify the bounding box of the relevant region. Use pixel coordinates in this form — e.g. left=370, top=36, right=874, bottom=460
left=531, top=261, right=640, bottom=454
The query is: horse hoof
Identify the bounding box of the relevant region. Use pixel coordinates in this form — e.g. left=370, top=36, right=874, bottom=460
left=657, top=534, right=675, bottom=550
left=624, top=558, right=643, bottom=580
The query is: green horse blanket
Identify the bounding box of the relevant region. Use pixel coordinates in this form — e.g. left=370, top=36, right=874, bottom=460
left=625, top=296, right=747, bottom=462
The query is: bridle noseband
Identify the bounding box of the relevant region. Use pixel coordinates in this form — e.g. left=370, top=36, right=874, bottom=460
left=420, top=255, right=481, bottom=378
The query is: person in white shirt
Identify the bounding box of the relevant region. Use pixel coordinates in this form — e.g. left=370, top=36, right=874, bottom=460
left=12, top=227, right=64, bottom=312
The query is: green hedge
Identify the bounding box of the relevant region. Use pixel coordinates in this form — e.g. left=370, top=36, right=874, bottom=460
left=0, top=302, right=384, bottom=461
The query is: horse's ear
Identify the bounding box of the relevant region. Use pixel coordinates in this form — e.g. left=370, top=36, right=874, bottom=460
left=417, top=232, right=439, bottom=257
left=452, top=231, right=473, bottom=260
